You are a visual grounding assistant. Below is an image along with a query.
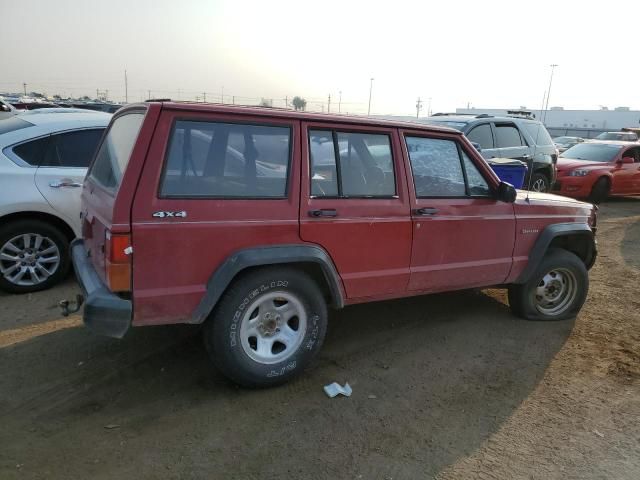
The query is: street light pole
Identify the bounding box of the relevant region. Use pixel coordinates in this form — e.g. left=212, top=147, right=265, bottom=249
left=367, top=78, right=374, bottom=116
left=543, top=64, right=558, bottom=124
left=338, top=90, right=342, bottom=113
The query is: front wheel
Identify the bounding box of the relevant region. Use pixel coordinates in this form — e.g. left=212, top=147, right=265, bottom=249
left=204, top=267, right=328, bottom=387
left=508, top=248, right=588, bottom=321
left=529, top=172, right=550, bottom=193
left=588, top=177, right=610, bottom=204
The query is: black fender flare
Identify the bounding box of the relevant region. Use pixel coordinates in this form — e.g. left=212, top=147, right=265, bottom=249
left=514, top=223, right=596, bottom=284
left=191, top=244, right=345, bottom=324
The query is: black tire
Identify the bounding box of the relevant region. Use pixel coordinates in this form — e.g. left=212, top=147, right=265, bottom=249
left=508, top=248, right=588, bottom=321
left=0, top=220, right=70, bottom=294
left=204, top=267, right=328, bottom=388
left=588, top=177, right=610, bottom=204
left=529, top=172, right=550, bottom=193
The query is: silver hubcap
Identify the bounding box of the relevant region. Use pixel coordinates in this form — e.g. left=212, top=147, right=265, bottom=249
left=239, top=291, right=307, bottom=365
left=533, top=268, right=577, bottom=316
left=532, top=178, right=547, bottom=192
left=0, top=233, right=60, bottom=286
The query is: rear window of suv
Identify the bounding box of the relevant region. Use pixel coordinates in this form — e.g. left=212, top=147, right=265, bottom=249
left=88, top=112, right=145, bottom=192
left=160, top=120, right=291, bottom=198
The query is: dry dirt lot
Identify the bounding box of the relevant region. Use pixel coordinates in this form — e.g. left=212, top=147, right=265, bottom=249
left=1, top=198, right=639, bottom=480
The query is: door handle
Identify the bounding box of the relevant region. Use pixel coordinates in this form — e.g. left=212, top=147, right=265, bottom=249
left=49, top=180, right=82, bottom=188
left=309, top=209, right=338, bottom=218
left=413, top=207, right=439, bottom=216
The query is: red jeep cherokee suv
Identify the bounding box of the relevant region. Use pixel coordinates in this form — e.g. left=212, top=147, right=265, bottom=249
left=69, top=102, right=597, bottom=387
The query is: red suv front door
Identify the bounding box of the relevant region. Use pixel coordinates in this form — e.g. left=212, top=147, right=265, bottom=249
left=299, top=122, right=412, bottom=299
left=400, top=129, right=516, bottom=292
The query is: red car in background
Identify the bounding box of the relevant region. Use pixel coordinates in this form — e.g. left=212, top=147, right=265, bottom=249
left=553, top=141, right=640, bottom=203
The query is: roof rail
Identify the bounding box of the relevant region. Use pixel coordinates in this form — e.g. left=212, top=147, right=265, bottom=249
left=145, top=98, right=172, bottom=102
left=432, top=112, right=477, bottom=117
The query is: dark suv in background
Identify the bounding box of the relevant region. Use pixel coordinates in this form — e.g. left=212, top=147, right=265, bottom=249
left=425, top=114, right=558, bottom=192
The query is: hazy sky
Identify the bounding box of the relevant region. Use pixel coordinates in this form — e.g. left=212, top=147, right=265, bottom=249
left=2, top=0, right=639, bottom=115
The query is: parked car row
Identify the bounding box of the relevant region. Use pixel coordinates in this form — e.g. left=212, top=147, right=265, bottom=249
left=4, top=101, right=637, bottom=388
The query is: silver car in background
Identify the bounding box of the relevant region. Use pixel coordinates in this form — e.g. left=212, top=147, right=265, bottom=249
left=0, top=109, right=110, bottom=293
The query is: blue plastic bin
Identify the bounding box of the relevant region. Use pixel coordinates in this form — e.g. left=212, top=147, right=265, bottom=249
left=487, top=158, right=527, bottom=189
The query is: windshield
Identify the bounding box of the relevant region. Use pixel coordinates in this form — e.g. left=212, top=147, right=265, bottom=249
left=522, top=122, right=553, bottom=146
left=0, top=116, right=33, bottom=135
left=88, top=112, right=145, bottom=193
left=553, top=136, right=575, bottom=143
left=560, top=143, right=622, bottom=162
left=595, top=132, right=635, bottom=141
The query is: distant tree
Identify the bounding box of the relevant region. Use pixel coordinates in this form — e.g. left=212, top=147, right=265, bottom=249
left=81, top=95, right=91, bottom=101
left=292, top=96, right=306, bottom=111
left=53, top=95, right=62, bottom=100
left=259, top=98, right=273, bottom=107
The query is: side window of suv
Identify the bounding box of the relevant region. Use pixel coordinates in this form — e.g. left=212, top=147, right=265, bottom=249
left=160, top=120, right=291, bottom=198
left=495, top=124, right=525, bottom=148
left=466, top=123, right=494, bottom=149
left=309, top=130, right=395, bottom=197
left=405, top=137, right=491, bottom=197
left=406, top=137, right=466, bottom=197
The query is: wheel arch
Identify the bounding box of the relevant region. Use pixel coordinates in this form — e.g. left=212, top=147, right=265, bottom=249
left=515, top=223, right=596, bottom=284
left=0, top=211, right=76, bottom=242
left=191, top=244, right=345, bottom=324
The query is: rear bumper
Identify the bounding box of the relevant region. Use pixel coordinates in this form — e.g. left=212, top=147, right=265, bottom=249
left=71, top=239, right=131, bottom=338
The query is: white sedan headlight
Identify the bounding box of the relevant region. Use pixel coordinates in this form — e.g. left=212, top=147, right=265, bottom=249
left=568, top=170, right=590, bottom=177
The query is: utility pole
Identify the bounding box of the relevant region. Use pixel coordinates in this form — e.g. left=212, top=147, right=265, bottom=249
left=221, top=86, right=224, bottom=103
left=124, top=70, right=128, bottom=103
left=338, top=91, right=342, bottom=113
left=202, top=92, right=206, bottom=102
left=427, top=97, right=432, bottom=116
left=147, top=90, right=151, bottom=100
left=367, top=78, right=374, bottom=116
left=416, top=97, right=423, bottom=118
left=232, top=95, right=235, bottom=105
left=543, top=64, right=558, bottom=124
left=328, top=94, right=331, bottom=113
left=23, top=83, right=27, bottom=96
left=285, top=96, right=288, bottom=108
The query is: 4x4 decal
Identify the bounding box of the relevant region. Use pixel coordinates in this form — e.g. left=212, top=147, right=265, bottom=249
left=152, top=211, right=187, bottom=219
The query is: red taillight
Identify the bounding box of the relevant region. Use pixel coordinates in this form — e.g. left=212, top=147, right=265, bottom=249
left=105, top=231, right=131, bottom=292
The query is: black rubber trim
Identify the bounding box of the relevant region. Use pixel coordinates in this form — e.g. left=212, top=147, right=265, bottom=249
left=514, top=223, right=596, bottom=284
left=191, top=244, right=345, bottom=324
left=70, top=239, right=131, bottom=338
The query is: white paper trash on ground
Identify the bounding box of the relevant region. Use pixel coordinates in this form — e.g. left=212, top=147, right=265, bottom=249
left=324, top=382, right=352, bottom=398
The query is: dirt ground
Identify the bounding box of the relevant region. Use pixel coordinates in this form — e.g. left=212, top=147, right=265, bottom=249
left=1, top=198, right=639, bottom=480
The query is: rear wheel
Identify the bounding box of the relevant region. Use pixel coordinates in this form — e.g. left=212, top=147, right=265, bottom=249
left=0, top=220, right=70, bottom=293
left=530, top=172, right=550, bottom=192
left=204, top=267, right=328, bottom=387
left=508, top=248, right=588, bottom=321
left=588, top=177, right=610, bottom=204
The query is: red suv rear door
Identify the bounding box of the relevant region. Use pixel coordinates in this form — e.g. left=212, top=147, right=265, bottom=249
left=129, top=107, right=301, bottom=326
left=299, top=122, right=412, bottom=299
left=400, top=128, right=516, bottom=292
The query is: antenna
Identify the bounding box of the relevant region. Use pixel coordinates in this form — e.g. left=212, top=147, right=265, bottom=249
left=525, top=89, right=548, bottom=202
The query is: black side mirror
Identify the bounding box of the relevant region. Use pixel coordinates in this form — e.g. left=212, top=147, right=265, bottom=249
left=497, top=181, right=517, bottom=203
left=471, top=141, right=482, bottom=152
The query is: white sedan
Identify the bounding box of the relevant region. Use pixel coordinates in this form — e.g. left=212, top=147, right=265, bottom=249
left=0, top=109, right=111, bottom=293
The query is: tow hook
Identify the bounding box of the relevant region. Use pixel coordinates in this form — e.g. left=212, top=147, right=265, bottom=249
left=59, top=294, right=85, bottom=317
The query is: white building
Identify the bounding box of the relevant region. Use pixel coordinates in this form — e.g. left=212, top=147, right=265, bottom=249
left=455, top=107, right=640, bottom=137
